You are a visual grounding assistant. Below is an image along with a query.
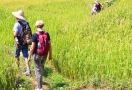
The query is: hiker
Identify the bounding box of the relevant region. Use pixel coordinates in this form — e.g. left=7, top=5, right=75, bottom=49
left=29, top=20, right=52, bottom=90
left=12, top=10, right=31, bottom=75
left=91, top=1, right=104, bottom=16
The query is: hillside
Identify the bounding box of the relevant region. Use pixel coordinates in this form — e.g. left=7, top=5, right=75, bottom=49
left=0, top=0, right=132, bottom=89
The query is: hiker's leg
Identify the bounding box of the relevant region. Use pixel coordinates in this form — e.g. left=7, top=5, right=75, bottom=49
left=33, top=54, right=43, bottom=89
left=41, top=56, right=47, bottom=76
left=14, top=44, right=20, bottom=67
left=91, top=11, right=95, bottom=16
left=91, top=8, right=96, bottom=16
left=25, top=58, right=30, bottom=71
left=22, top=46, right=30, bottom=74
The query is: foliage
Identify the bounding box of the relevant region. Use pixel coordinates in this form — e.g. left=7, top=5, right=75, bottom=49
left=0, top=46, right=18, bottom=90
left=0, top=0, right=132, bottom=89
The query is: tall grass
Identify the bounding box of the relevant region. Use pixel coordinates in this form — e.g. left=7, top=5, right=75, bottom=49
left=0, top=45, right=18, bottom=89
left=0, top=0, right=132, bottom=89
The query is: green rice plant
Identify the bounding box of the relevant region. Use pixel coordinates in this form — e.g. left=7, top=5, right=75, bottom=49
left=0, top=0, right=132, bottom=89
left=0, top=46, right=18, bottom=89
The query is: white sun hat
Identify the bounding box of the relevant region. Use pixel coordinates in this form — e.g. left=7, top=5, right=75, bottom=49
left=12, top=10, right=26, bottom=20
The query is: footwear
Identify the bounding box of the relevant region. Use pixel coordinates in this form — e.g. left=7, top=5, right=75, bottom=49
left=24, top=70, right=30, bottom=75
left=35, top=88, right=42, bottom=90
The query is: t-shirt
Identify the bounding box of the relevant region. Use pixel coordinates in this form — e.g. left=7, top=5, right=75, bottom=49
left=32, top=31, right=50, bottom=54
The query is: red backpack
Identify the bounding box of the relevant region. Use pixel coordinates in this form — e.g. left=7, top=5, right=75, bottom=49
left=36, top=32, right=50, bottom=56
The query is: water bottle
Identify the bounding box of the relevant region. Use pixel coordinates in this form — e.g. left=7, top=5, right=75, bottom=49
left=15, top=37, right=19, bottom=44
left=37, top=42, right=41, bottom=48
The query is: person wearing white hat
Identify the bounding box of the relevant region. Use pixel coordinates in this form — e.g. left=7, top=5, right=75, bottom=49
left=12, top=10, right=31, bottom=75
left=29, top=20, right=52, bottom=90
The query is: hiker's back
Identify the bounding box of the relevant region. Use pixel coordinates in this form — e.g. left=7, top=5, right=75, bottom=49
left=17, top=20, right=32, bottom=45
left=36, top=31, right=50, bottom=56
left=95, top=3, right=101, bottom=11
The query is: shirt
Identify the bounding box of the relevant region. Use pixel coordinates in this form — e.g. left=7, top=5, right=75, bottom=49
left=13, top=20, right=27, bottom=37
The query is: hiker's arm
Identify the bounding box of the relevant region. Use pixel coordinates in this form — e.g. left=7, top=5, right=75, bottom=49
left=13, top=31, right=19, bottom=48
left=13, top=31, right=18, bottom=39
left=13, top=23, right=19, bottom=39
left=101, top=3, right=104, bottom=9
left=48, top=41, right=52, bottom=60
left=29, top=42, right=36, bottom=58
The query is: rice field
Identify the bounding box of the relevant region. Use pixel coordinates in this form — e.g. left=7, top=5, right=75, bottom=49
left=0, top=0, right=132, bottom=89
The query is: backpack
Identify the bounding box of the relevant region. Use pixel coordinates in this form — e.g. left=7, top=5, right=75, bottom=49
left=95, top=3, right=101, bottom=11
left=36, top=32, right=50, bottom=56
left=18, top=21, right=32, bottom=45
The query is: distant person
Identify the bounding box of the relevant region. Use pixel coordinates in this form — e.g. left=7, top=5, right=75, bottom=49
left=29, top=20, right=52, bottom=90
left=91, top=0, right=104, bottom=16
left=12, top=10, right=31, bottom=75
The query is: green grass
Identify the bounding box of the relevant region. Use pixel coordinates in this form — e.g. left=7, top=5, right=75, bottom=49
left=1, top=0, right=132, bottom=89
left=0, top=46, right=18, bottom=90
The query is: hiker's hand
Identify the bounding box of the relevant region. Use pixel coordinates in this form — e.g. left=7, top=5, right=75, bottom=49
left=16, top=43, right=18, bottom=49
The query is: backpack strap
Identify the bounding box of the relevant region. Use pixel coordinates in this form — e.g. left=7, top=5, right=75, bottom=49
left=18, top=21, right=24, bottom=26
left=44, top=31, right=47, bottom=35
left=36, top=32, right=39, bottom=35
left=18, top=21, right=29, bottom=27
left=36, top=31, right=47, bottom=35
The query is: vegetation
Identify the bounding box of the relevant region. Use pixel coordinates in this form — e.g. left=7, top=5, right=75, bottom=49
left=0, top=0, right=132, bottom=89
left=0, top=46, right=18, bottom=89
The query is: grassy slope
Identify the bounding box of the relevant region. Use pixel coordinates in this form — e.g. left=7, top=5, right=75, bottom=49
left=1, top=0, right=132, bottom=89
left=79, top=0, right=132, bottom=89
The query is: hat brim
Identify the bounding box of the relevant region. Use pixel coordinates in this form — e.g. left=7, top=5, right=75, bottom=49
left=12, top=12, right=26, bottom=21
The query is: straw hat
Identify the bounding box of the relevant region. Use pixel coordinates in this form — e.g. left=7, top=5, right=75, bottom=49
left=12, top=10, right=26, bottom=20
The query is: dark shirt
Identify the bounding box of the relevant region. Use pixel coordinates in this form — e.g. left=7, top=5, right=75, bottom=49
left=32, top=31, right=50, bottom=54
left=95, top=3, right=101, bottom=11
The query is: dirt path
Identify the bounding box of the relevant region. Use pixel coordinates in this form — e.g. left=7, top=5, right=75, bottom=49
left=28, top=76, right=38, bottom=89
left=28, top=76, right=47, bottom=89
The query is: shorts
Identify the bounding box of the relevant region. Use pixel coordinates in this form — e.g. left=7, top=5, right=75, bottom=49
left=14, top=44, right=28, bottom=58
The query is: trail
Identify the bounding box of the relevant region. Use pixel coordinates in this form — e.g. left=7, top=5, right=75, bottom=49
left=28, top=76, right=38, bottom=89
left=28, top=76, right=47, bottom=90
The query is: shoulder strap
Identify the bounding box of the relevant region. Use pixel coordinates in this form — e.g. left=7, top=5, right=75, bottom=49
left=36, top=32, right=40, bottom=35
left=36, top=31, right=47, bottom=35
left=44, top=31, right=47, bottom=34
left=98, top=3, right=102, bottom=6
left=18, top=21, right=24, bottom=26
left=18, top=21, right=29, bottom=26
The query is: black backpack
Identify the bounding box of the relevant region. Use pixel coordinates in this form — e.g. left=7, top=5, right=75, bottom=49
left=95, top=3, right=101, bottom=11
left=17, top=21, right=32, bottom=45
